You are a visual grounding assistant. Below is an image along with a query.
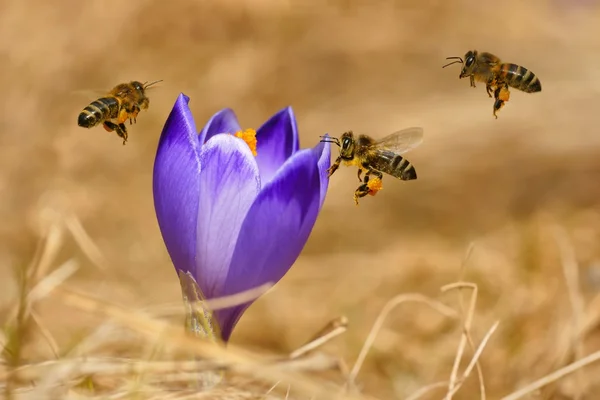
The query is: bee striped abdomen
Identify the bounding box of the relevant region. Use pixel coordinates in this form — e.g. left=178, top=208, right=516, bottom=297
left=500, top=63, right=542, bottom=93
left=370, top=151, right=417, bottom=181
left=77, top=97, right=120, bottom=128
left=390, top=155, right=417, bottom=180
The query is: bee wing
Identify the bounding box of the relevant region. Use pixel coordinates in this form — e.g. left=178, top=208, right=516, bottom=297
left=70, top=89, right=110, bottom=100
left=372, top=127, right=423, bottom=154
left=479, top=52, right=500, bottom=66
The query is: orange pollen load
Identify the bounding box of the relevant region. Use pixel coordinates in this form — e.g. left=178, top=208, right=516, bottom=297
left=233, top=129, right=258, bottom=157
left=367, top=177, right=383, bottom=196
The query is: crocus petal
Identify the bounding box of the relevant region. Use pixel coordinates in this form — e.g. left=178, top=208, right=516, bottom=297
left=198, top=108, right=242, bottom=145
left=254, top=107, right=300, bottom=186
left=215, top=148, right=322, bottom=340
left=195, top=134, right=261, bottom=300
left=311, top=138, right=331, bottom=208
left=153, top=94, right=202, bottom=278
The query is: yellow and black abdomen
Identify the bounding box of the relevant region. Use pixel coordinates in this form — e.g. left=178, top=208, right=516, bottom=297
left=499, top=63, right=542, bottom=93
left=368, top=150, right=417, bottom=181
left=77, top=97, right=120, bottom=128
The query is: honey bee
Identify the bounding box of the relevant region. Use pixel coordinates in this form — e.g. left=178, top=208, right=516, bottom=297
left=320, top=127, right=423, bottom=205
left=443, top=50, right=541, bottom=118
left=77, top=80, right=162, bottom=145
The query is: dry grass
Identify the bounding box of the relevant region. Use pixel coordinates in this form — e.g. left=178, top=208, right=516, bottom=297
left=3, top=0, right=600, bottom=399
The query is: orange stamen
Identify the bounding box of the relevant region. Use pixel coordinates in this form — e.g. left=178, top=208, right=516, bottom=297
left=233, top=129, right=257, bottom=157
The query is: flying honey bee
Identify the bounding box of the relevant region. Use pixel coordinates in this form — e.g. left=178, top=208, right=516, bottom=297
left=77, top=80, right=162, bottom=145
left=442, top=50, right=541, bottom=118
left=320, top=127, right=423, bottom=205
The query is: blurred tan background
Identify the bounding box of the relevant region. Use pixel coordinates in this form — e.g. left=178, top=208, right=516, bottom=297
left=2, top=0, right=600, bottom=398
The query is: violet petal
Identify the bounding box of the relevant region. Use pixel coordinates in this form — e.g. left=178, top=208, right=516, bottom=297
left=311, top=137, right=331, bottom=208
left=215, top=148, right=322, bottom=340
left=195, top=134, right=261, bottom=301
left=254, top=107, right=300, bottom=186
left=198, top=108, right=242, bottom=145
left=153, top=94, right=203, bottom=279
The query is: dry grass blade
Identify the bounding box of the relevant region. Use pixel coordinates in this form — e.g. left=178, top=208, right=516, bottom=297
left=445, top=320, right=500, bottom=399
left=6, top=358, right=220, bottom=381
left=4, top=225, right=65, bottom=326
left=405, top=381, right=448, bottom=400
left=440, top=282, right=479, bottom=400
left=347, top=293, right=459, bottom=385
left=30, top=222, right=64, bottom=283
left=144, top=283, right=275, bottom=318
left=3, top=227, right=73, bottom=398
left=289, top=316, right=348, bottom=360
left=203, top=282, right=274, bottom=311
left=29, top=309, right=59, bottom=359
left=501, top=349, right=600, bottom=400
left=27, top=259, right=79, bottom=305
left=456, top=242, right=487, bottom=400
left=552, top=224, right=587, bottom=396
left=264, top=380, right=282, bottom=397
left=65, top=213, right=110, bottom=272
left=277, top=352, right=341, bottom=372
left=54, top=287, right=376, bottom=400
left=63, top=322, right=124, bottom=357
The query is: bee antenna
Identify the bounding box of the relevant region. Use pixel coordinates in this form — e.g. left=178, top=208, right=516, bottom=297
left=143, top=80, right=164, bottom=89
left=442, top=57, right=464, bottom=69
left=319, top=136, right=340, bottom=146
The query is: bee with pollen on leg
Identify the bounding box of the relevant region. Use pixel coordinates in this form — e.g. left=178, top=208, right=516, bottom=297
left=320, top=127, right=423, bottom=205
left=443, top=50, right=542, bottom=118
left=77, top=80, right=163, bottom=145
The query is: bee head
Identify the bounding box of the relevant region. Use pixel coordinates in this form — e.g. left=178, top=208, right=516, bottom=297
left=131, top=81, right=145, bottom=93
left=442, top=50, right=477, bottom=79
left=319, top=131, right=355, bottom=159
left=132, top=80, right=164, bottom=94
left=459, top=50, right=477, bottom=78
left=338, top=131, right=355, bottom=159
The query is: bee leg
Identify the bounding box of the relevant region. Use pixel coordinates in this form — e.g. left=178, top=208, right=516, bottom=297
left=357, top=168, right=363, bottom=182
left=130, top=105, right=141, bottom=125
left=103, top=121, right=115, bottom=133
left=327, top=157, right=342, bottom=178
left=353, top=183, right=371, bottom=206
left=486, top=84, right=494, bottom=98
left=117, top=108, right=130, bottom=125
left=363, top=168, right=382, bottom=183
left=493, top=99, right=502, bottom=119
left=492, top=84, right=510, bottom=119
left=103, top=121, right=127, bottom=144
left=353, top=168, right=383, bottom=205
left=117, top=123, right=128, bottom=145
left=360, top=162, right=371, bottom=183
left=470, top=75, right=476, bottom=88
left=109, top=122, right=128, bottom=145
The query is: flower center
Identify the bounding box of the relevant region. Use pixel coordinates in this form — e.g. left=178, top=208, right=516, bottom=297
left=232, top=129, right=258, bottom=157
left=367, top=177, right=383, bottom=196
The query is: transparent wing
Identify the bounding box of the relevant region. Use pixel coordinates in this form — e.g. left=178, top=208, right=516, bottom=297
left=69, top=89, right=110, bottom=100
left=373, top=127, right=424, bottom=154
left=479, top=52, right=500, bottom=66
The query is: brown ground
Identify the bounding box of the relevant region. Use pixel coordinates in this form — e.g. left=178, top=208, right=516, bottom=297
left=2, top=0, right=600, bottom=399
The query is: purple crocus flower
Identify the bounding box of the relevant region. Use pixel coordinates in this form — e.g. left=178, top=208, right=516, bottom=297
left=152, top=94, right=331, bottom=342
